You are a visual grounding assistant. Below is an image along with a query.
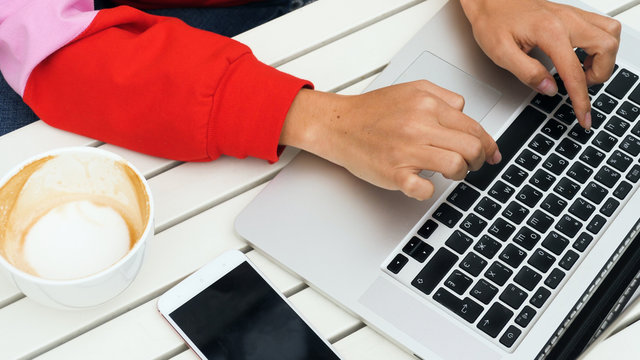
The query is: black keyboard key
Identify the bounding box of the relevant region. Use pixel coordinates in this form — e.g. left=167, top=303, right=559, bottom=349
left=502, top=165, right=528, bottom=187
left=630, top=83, right=640, bottom=105
left=620, top=135, right=640, bottom=156
left=591, top=109, right=607, bottom=129
left=613, top=181, right=633, bottom=200
left=499, top=244, right=527, bottom=268
left=568, top=123, right=594, bottom=144
left=556, top=138, right=582, bottom=160
left=633, top=121, right=640, bottom=137
left=555, top=73, right=567, bottom=95
left=554, top=104, right=576, bottom=125
left=403, top=236, right=426, bottom=258
left=604, top=116, right=631, bottom=137
left=485, top=262, right=513, bottom=286
left=387, top=254, right=408, bottom=274
left=447, top=183, right=480, bottom=211
left=474, top=196, right=502, bottom=220
left=488, top=218, right=517, bottom=242
left=515, top=306, right=537, bottom=328
left=605, top=68, right=639, bottom=99
left=543, top=153, right=570, bottom=175
left=433, top=288, right=484, bottom=323
left=532, top=93, right=563, bottom=113
left=474, top=235, right=502, bottom=259
left=587, top=214, right=607, bottom=234
left=470, top=279, right=499, bottom=304
left=583, top=181, right=609, bottom=204
left=527, top=210, right=554, bottom=233
left=500, top=283, right=528, bottom=309
left=575, top=48, right=589, bottom=63
left=554, top=177, right=581, bottom=200
left=432, top=203, right=463, bottom=228
left=444, top=270, right=473, bottom=295
left=559, top=249, right=580, bottom=270
left=580, top=146, right=606, bottom=168
left=515, top=149, right=542, bottom=171
left=460, top=252, right=488, bottom=277
left=514, top=266, right=542, bottom=291
left=600, top=197, right=620, bottom=217
left=569, top=198, right=596, bottom=221
left=418, top=219, right=438, bottom=239
left=409, top=240, right=434, bottom=263
left=616, top=101, right=640, bottom=122
left=478, top=303, right=514, bottom=338
left=573, top=232, right=594, bottom=252
left=540, top=193, right=568, bottom=216
left=542, top=119, right=568, bottom=140
left=594, top=93, right=619, bottom=114
left=545, top=268, right=566, bottom=289
left=412, top=248, right=459, bottom=295
left=628, top=164, right=640, bottom=183
left=530, top=287, right=552, bottom=308
left=530, top=169, right=557, bottom=191
left=607, top=150, right=633, bottom=172
left=566, top=162, right=593, bottom=183
left=541, top=231, right=569, bottom=255
left=588, top=83, right=605, bottom=96
left=555, top=214, right=583, bottom=238
left=500, top=325, right=522, bottom=348
left=502, top=201, right=530, bottom=225
left=592, top=131, right=618, bottom=152
left=513, top=226, right=542, bottom=251
left=529, top=134, right=555, bottom=155
left=460, top=213, right=488, bottom=237
left=466, top=106, right=546, bottom=190
left=488, top=181, right=516, bottom=203
left=595, top=166, right=621, bottom=188
left=516, top=185, right=543, bottom=207
left=445, top=230, right=474, bottom=254
left=528, top=248, right=556, bottom=273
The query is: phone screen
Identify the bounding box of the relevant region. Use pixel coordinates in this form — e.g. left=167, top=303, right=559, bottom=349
left=168, top=261, right=341, bottom=360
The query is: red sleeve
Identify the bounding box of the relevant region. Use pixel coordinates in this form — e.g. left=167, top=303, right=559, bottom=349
left=23, top=6, right=312, bottom=162
left=112, top=0, right=262, bottom=9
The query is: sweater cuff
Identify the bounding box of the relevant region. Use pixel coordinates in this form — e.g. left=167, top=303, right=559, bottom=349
left=209, top=53, right=313, bottom=162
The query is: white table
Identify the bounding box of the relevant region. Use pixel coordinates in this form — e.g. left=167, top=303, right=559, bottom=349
left=1, top=0, right=640, bottom=359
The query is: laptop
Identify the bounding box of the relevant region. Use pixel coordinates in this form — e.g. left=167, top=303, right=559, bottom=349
left=235, top=0, right=640, bottom=358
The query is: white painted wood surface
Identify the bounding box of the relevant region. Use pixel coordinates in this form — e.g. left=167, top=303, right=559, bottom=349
left=2, top=0, right=640, bottom=359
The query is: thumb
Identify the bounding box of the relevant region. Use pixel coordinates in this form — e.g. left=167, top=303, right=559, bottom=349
left=395, top=170, right=435, bottom=201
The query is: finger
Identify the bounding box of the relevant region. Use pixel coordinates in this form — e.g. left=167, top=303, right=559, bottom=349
left=394, top=170, right=435, bottom=200
left=412, top=80, right=466, bottom=110
left=408, top=145, right=471, bottom=180
left=424, top=125, right=486, bottom=171
left=436, top=107, right=501, bottom=165
left=569, top=17, right=619, bottom=85
left=578, top=9, right=622, bottom=38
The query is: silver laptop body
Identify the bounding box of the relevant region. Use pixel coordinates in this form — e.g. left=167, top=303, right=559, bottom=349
left=236, top=1, right=640, bottom=358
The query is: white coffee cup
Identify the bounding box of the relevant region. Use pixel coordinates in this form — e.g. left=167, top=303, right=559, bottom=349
left=0, top=147, right=154, bottom=309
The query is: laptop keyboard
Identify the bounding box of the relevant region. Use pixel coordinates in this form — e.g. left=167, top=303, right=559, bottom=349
left=382, top=50, right=640, bottom=351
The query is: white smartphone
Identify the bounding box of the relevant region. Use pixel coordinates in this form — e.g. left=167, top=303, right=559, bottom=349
left=157, top=250, right=342, bottom=360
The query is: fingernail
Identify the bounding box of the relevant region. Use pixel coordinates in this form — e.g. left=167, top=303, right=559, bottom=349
left=584, top=111, right=592, bottom=131
left=537, top=78, right=558, bottom=97
left=490, top=149, right=502, bottom=164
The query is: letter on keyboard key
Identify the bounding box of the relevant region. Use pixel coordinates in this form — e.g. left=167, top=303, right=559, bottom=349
left=411, top=248, right=458, bottom=295
left=477, top=303, right=514, bottom=338
left=432, top=203, right=463, bottom=228
left=433, top=288, right=484, bottom=323
left=447, top=183, right=480, bottom=211
left=500, top=325, right=522, bottom=348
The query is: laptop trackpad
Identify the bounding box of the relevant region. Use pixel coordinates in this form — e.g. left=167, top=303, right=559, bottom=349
left=393, top=51, right=502, bottom=123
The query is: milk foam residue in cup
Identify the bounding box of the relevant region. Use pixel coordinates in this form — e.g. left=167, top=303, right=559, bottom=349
left=0, top=152, right=149, bottom=280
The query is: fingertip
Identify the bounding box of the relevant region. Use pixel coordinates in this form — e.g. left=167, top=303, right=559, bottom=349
left=401, top=174, right=435, bottom=201
left=536, top=77, right=558, bottom=97
left=488, top=148, right=502, bottom=165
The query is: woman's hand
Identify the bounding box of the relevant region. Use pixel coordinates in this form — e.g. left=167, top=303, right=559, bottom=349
left=280, top=81, right=500, bottom=200
left=460, top=0, right=621, bottom=130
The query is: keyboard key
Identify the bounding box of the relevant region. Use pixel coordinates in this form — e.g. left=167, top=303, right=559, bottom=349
left=412, top=248, right=459, bottom=295
left=418, top=219, right=439, bottom=239
left=555, top=73, right=567, bottom=95
left=516, top=185, right=543, bottom=207
left=499, top=244, right=527, bottom=269
left=545, top=268, right=566, bottom=289
left=514, top=266, right=542, bottom=291
left=620, top=135, right=640, bottom=156
left=566, top=162, right=593, bottom=183
left=583, top=181, right=609, bottom=204
left=559, top=250, right=580, bottom=270
left=515, top=306, right=537, bottom=328
left=575, top=48, right=589, bottom=63
left=485, top=262, right=514, bottom=286
left=592, top=131, right=618, bottom=152
left=527, top=210, right=554, bottom=233
left=554, top=104, right=576, bottom=124
left=573, top=232, right=594, bottom=252
left=540, top=193, right=568, bottom=216
left=541, top=231, right=569, bottom=255
left=613, top=181, right=633, bottom=200
left=530, top=169, right=557, bottom=191
left=470, top=279, right=499, bottom=304
left=616, top=101, right=640, bottom=122
left=607, top=150, right=633, bottom=173
left=542, top=119, right=568, bottom=139
left=474, top=235, right=502, bottom=259
left=528, top=248, right=556, bottom=273
left=591, top=109, right=607, bottom=129
left=595, top=166, right=621, bottom=188
left=502, top=165, right=528, bottom=187
left=433, top=288, right=484, bottom=323
left=605, top=68, right=639, bottom=99
left=633, top=121, right=640, bottom=137
left=474, top=197, right=502, bottom=220
left=604, top=116, right=631, bottom=137
left=444, top=270, right=473, bottom=295
left=488, top=181, right=516, bottom=203
left=587, top=214, right=607, bottom=234
left=555, top=214, right=583, bottom=238
left=409, top=240, right=434, bottom=263
left=513, top=226, right=542, bottom=250
left=630, top=83, right=640, bottom=105
left=556, top=138, right=582, bottom=160
left=532, top=93, right=562, bottom=113
left=403, top=236, right=426, bottom=257
left=460, top=252, right=488, bottom=277
left=500, top=283, right=528, bottom=309
left=600, top=197, right=620, bottom=217
left=488, top=218, right=516, bottom=242
left=500, top=326, right=522, bottom=348
left=466, top=106, right=546, bottom=190
left=478, top=303, right=513, bottom=338
left=387, top=254, right=408, bottom=274
left=554, top=177, right=581, bottom=200
left=569, top=198, right=596, bottom=221
left=460, top=213, right=488, bottom=237
left=515, top=149, right=542, bottom=171
left=543, top=153, right=570, bottom=175
left=530, top=287, right=552, bottom=308
left=433, top=203, right=463, bottom=228
left=580, top=146, right=606, bottom=168
left=502, top=201, right=530, bottom=224
left=568, top=123, right=594, bottom=144
left=447, top=183, right=480, bottom=211
left=627, top=165, right=640, bottom=183
left=445, top=230, right=474, bottom=254
left=594, top=93, right=619, bottom=114
left=529, top=134, right=555, bottom=155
